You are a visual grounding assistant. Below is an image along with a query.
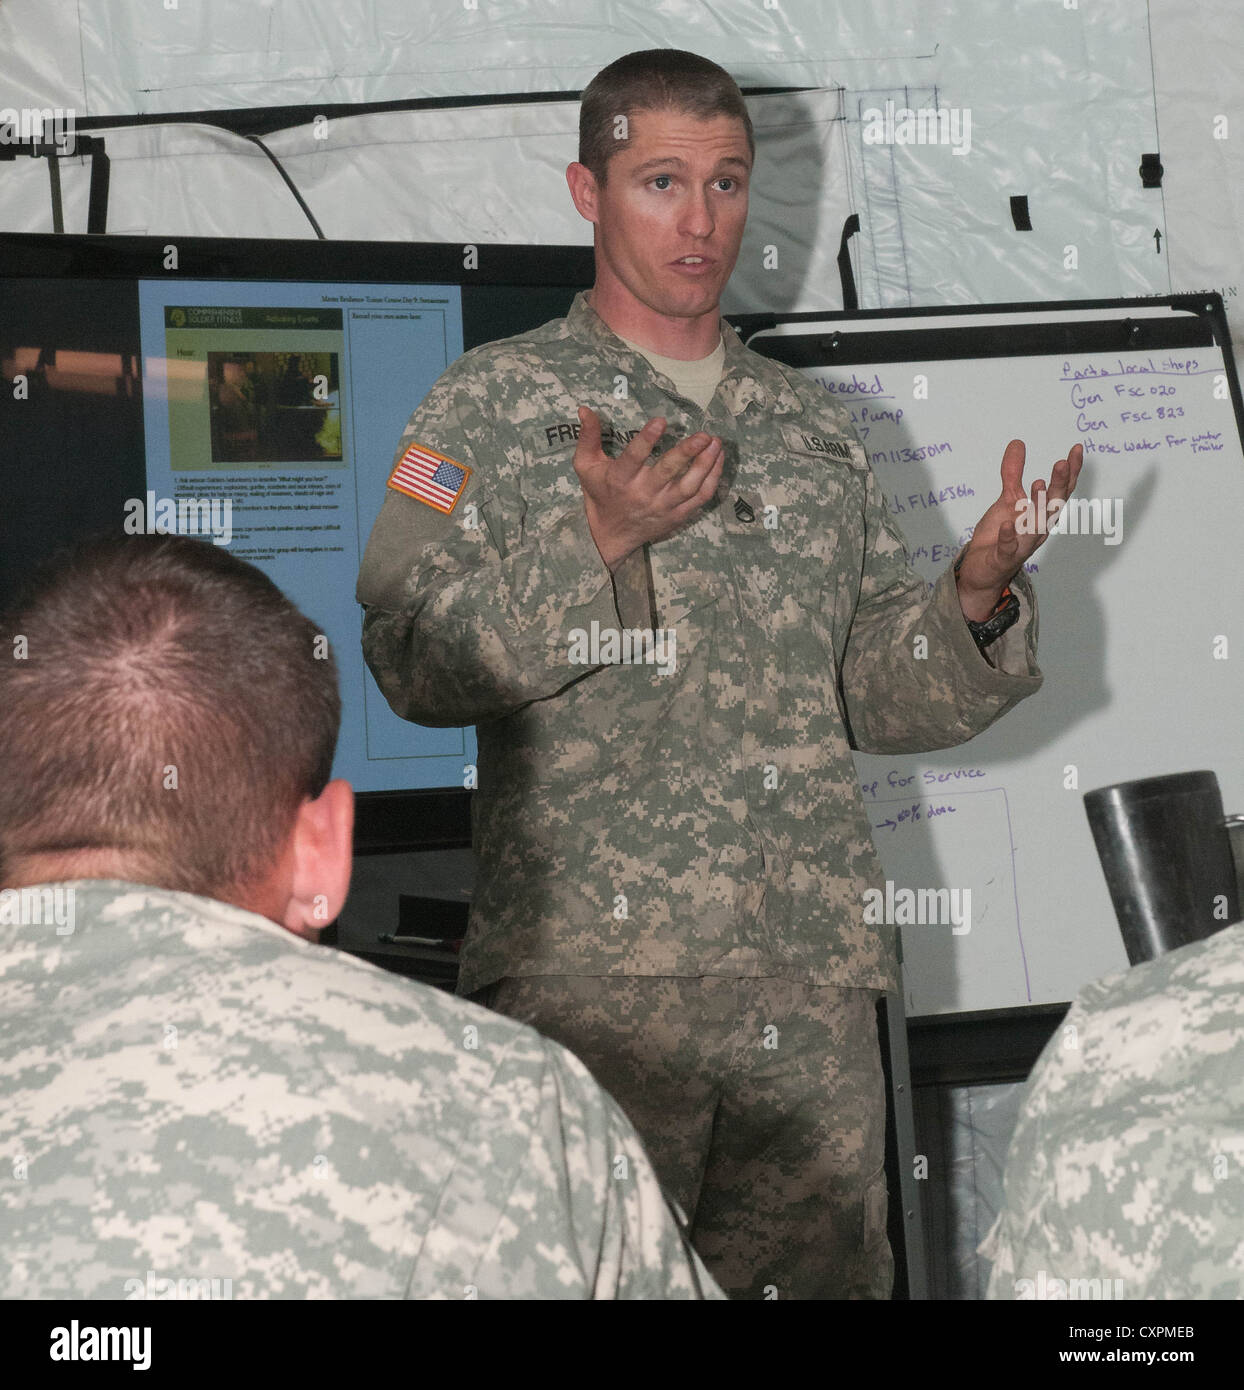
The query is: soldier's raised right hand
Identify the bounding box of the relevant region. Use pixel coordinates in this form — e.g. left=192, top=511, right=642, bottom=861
left=573, top=406, right=724, bottom=570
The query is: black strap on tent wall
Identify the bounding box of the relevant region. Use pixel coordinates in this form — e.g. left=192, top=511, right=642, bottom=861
left=15, top=87, right=810, bottom=239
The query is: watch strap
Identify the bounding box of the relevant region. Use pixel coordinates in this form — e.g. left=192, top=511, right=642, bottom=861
left=954, top=552, right=1022, bottom=650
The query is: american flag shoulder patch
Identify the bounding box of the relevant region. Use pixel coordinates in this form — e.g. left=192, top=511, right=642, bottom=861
left=387, top=440, right=472, bottom=514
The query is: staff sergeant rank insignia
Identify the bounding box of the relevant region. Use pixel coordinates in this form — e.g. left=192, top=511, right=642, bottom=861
left=387, top=441, right=472, bottom=514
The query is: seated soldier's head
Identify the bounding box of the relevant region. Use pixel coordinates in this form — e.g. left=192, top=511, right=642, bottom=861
left=0, top=534, right=352, bottom=936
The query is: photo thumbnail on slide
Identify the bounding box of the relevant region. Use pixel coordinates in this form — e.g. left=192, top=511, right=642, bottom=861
left=164, top=305, right=346, bottom=471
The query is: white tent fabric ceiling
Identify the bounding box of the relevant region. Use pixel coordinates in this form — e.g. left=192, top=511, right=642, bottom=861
left=5, top=0, right=1224, bottom=330
left=0, top=1, right=1236, bottom=336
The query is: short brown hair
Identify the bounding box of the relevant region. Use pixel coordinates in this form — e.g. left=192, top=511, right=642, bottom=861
left=0, top=534, right=340, bottom=898
left=578, top=48, right=755, bottom=185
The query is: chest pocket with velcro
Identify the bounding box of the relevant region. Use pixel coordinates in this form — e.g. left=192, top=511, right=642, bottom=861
left=754, top=422, right=871, bottom=619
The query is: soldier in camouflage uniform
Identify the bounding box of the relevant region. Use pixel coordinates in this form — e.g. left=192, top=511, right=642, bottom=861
left=358, top=50, right=1081, bottom=1298
left=0, top=534, right=721, bottom=1300
left=982, top=920, right=1244, bottom=1300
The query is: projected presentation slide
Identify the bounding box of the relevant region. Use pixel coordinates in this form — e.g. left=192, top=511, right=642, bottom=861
left=139, top=279, right=476, bottom=794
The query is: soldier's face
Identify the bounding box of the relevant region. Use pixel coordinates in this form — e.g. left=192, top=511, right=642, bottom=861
left=589, top=109, right=751, bottom=319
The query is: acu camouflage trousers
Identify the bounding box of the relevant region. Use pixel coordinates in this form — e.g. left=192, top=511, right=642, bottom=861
left=472, top=974, right=893, bottom=1300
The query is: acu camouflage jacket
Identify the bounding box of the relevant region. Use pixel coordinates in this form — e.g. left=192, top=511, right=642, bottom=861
left=357, top=292, right=1042, bottom=995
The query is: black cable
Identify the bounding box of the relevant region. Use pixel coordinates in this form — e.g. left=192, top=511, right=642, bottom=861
left=242, top=133, right=325, bottom=239
left=46, top=151, right=64, bottom=233
left=66, top=86, right=810, bottom=141
left=837, top=213, right=861, bottom=312
left=84, top=140, right=110, bottom=234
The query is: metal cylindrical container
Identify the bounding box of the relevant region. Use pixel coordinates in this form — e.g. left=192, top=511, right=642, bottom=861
left=1084, top=771, right=1240, bottom=966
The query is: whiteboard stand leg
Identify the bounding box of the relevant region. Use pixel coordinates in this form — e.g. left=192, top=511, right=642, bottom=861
left=879, top=982, right=929, bottom=1299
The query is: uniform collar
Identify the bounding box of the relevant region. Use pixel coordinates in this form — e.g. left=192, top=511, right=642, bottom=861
left=566, top=290, right=804, bottom=418
left=0, top=877, right=290, bottom=946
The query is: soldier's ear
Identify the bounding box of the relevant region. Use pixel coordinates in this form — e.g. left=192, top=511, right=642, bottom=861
left=566, top=162, right=600, bottom=224
left=283, top=778, right=354, bottom=939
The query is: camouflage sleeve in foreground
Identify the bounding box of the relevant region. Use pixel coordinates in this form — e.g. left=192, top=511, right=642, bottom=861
left=980, top=922, right=1244, bottom=1300
left=356, top=361, right=648, bottom=727
left=426, top=1036, right=726, bottom=1300
left=836, top=459, right=1042, bottom=755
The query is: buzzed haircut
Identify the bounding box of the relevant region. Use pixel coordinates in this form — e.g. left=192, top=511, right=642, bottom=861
left=578, top=48, right=755, bottom=185
left=0, top=533, right=340, bottom=898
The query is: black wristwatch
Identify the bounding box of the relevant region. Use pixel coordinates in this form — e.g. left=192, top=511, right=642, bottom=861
left=954, top=552, right=1021, bottom=651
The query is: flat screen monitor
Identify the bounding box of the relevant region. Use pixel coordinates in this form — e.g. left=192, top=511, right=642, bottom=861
left=0, top=233, right=596, bottom=852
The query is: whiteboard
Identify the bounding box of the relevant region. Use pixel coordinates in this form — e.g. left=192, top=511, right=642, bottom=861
left=750, top=300, right=1244, bottom=1016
